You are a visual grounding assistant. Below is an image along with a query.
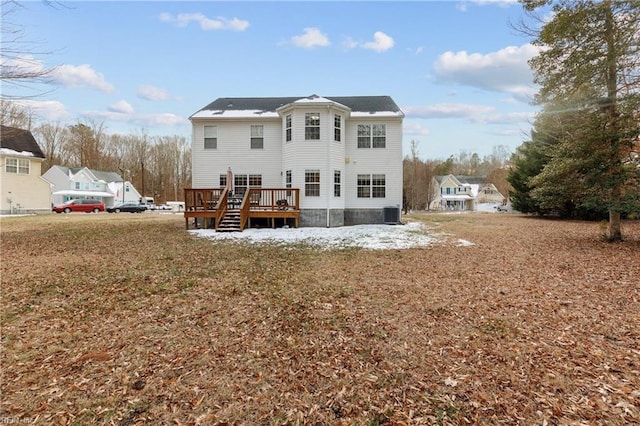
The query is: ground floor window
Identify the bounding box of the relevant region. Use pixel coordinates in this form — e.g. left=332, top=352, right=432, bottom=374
left=231, top=174, right=262, bottom=195
left=305, top=170, right=320, bottom=197
left=357, top=173, right=386, bottom=198
left=334, top=170, right=341, bottom=197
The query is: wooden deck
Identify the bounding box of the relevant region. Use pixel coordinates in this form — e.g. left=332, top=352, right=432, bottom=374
left=183, top=188, right=300, bottom=231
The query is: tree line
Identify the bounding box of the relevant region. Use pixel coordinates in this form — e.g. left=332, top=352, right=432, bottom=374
left=1, top=103, right=191, bottom=203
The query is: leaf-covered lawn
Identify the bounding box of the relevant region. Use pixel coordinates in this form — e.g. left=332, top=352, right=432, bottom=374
left=1, top=213, right=639, bottom=425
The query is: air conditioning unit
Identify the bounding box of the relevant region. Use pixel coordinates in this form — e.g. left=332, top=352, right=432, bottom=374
left=383, top=206, right=400, bottom=224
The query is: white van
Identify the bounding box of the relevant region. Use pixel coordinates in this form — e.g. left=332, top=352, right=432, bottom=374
left=165, top=201, right=185, bottom=211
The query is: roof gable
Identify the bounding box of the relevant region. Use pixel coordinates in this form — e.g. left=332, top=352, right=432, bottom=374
left=0, top=125, right=45, bottom=158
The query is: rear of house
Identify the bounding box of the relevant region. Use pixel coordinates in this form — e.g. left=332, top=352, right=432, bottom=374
left=189, top=95, right=404, bottom=227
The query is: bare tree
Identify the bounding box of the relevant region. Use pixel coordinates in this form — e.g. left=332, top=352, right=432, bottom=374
left=0, top=1, right=60, bottom=100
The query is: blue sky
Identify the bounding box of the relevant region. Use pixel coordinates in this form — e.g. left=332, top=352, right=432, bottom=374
left=8, top=0, right=541, bottom=160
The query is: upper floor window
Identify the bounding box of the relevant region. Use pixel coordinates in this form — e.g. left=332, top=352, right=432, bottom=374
left=204, top=125, right=217, bottom=149
left=305, top=113, right=320, bottom=140
left=305, top=170, right=320, bottom=197
left=5, top=158, right=29, bottom=175
left=334, top=114, right=341, bottom=142
left=357, top=124, right=386, bottom=148
left=251, top=125, right=264, bottom=149
left=285, top=115, right=292, bottom=142
left=357, top=174, right=386, bottom=198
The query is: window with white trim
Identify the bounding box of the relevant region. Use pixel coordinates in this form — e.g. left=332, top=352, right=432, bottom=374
left=334, top=114, right=341, bottom=142
left=5, top=158, right=29, bottom=174
left=233, top=174, right=262, bottom=195
left=204, top=126, right=217, bottom=149
left=357, top=174, right=386, bottom=198
left=285, top=115, right=292, bottom=142
left=357, top=124, right=386, bottom=148
left=305, top=170, right=320, bottom=197
left=334, top=170, right=341, bottom=197
left=305, top=113, right=320, bottom=140
left=251, top=125, right=264, bottom=149
left=285, top=170, right=292, bottom=188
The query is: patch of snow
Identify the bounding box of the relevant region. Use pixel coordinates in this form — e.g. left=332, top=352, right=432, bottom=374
left=0, top=148, right=35, bottom=157
left=190, top=221, right=441, bottom=250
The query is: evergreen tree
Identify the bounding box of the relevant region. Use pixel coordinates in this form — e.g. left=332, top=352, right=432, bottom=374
left=521, top=0, right=640, bottom=240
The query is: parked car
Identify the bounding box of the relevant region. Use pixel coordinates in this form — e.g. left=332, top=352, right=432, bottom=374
left=106, top=202, right=147, bottom=213
left=496, top=204, right=509, bottom=212
left=52, top=199, right=105, bottom=213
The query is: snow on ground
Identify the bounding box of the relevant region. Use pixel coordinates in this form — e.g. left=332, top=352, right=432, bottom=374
left=190, top=221, right=449, bottom=250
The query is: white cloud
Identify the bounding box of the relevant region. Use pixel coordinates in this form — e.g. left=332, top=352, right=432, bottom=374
left=403, top=121, right=430, bottom=137
left=403, top=103, right=496, bottom=120
left=433, top=44, right=540, bottom=101
left=159, top=12, right=249, bottom=31
left=109, top=100, right=134, bottom=114
left=362, top=31, right=395, bottom=52
left=403, top=103, right=534, bottom=126
left=343, top=31, right=395, bottom=52
left=82, top=110, right=187, bottom=128
left=290, top=27, right=330, bottom=49
left=15, top=99, right=69, bottom=121
left=50, top=64, right=115, bottom=93
left=137, top=85, right=170, bottom=101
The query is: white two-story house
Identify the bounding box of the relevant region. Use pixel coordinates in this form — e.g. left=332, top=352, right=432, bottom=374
left=43, top=166, right=142, bottom=207
left=189, top=95, right=404, bottom=227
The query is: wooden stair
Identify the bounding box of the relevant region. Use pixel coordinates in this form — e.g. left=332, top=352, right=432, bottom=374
left=217, top=210, right=242, bottom=232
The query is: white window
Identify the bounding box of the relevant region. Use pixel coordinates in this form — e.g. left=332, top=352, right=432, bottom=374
left=305, top=113, right=320, bottom=140
left=334, top=114, right=341, bottom=142
left=357, top=124, right=386, bottom=148
left=285, top=170, right=292, bottom=188
left=285, top=115, right=292, bottom=142
left=357, top=174, right=386, bottom=198
left=251, top=125, right=264, bottom=149
left=334, top=170, right=341, bottom=197
left=5, top=158, right=29, bottom=174
left=305, top=170, right=320, bottom=197
left=204, top=126, right=217, bottom=149
left=233, top=174, right=262, bottom=195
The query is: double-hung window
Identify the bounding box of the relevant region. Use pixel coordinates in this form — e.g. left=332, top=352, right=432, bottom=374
left=305, top=170, right=320, bottom=197
left=357, top=124, right=386, bottom=148
left=251, top=125, right=264, bottom=149
left=285, top=170, right=292, bottom=188
left=357, top=174, right=386, bottom=198
left=204, top=126, right=217, bottom=149
left=5, top=158, right=29, bottom=174
left=285, top=115, right=292, bottom=142
left=334, top=114, right=341, bottom=142
left=305, top=113, right=320, bottom=140
left=334, top=170, right=341, bottom=197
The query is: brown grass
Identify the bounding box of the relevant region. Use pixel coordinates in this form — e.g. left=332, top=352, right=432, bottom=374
left=1, top=212, right=639, bottom=425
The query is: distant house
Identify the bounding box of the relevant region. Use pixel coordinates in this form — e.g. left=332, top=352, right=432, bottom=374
left=188, top=94, right=404, bottom=228
left=430, top=175, right=505, bottom=211
left=0, top=125, right=52, bottom=214
left=42, top=165, right=142, bottom=207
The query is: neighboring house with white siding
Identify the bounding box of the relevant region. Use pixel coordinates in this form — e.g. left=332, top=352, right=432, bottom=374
left=43, top=165, right=142, bottom=207
left=189, top=95, right=404, bottom=227
left=0, top=125, right=52, bottom=214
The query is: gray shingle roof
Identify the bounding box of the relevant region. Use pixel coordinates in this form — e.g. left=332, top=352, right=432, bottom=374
left=0, top=125, right=45, bottom=158
left=194, top=95, right=402, bottom=115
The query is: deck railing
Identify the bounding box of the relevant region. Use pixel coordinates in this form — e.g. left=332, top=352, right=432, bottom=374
left=184, top=188, right=300, bottom=230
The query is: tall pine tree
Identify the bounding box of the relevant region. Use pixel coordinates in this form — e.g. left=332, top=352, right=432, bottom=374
left=521, top=0, right=640, bottom=240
